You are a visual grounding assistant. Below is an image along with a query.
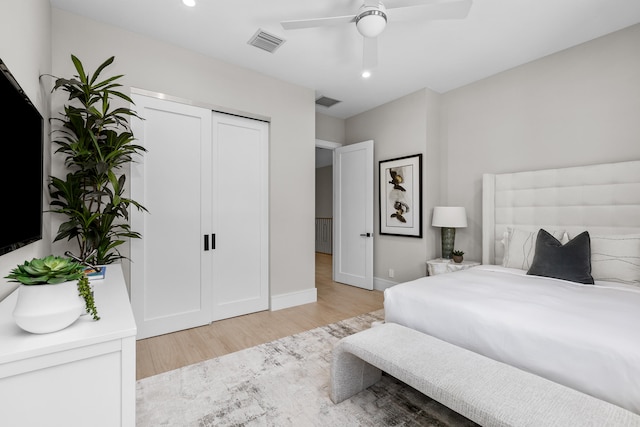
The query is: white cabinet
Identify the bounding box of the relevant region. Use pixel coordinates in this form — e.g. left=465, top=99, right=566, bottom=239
left=0, top=264, right=136, bottom=427
left=130, top=91, right=269, bottom=339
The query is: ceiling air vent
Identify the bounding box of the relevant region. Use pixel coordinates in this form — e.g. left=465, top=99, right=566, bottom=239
left=248, top=29, right=285, bottom=53
left=316, top=96, right=341, bottom=108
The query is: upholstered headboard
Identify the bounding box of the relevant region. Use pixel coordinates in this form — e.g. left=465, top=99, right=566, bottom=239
left=482, top=160, right=640, bottom=265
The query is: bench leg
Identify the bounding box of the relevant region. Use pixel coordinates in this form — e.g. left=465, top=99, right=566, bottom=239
left=330, top=344, right=382, bottom=403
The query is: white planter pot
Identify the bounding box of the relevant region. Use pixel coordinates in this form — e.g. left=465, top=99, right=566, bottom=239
left=13, top=281, right=85, bottom=334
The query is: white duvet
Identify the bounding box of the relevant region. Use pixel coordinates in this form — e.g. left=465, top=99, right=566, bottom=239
left=384, top=265, right=640, bottom=414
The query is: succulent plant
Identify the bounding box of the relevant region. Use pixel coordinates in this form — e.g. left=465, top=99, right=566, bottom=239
left=5, top=255, right=100, bottom=320
left=6, top=255, right=85, bottom=285
left=452, top=250, right=465, bottom=256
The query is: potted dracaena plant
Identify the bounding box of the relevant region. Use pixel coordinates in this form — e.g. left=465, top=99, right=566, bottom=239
left=5, top=255, right=99, bottom=334
left=47, top=55, right=147, bottom=266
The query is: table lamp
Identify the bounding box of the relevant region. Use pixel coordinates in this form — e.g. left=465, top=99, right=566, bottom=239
left=432, top=207, right=467, bottom=259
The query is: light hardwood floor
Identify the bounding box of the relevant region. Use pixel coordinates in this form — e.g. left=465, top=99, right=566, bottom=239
left=136, top=253, right=384, bottom=380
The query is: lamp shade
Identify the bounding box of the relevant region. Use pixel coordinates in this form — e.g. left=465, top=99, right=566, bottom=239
left=432, top=207, right=467, bottom=228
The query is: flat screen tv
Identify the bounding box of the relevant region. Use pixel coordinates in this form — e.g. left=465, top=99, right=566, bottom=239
left=0, top=58, right=44, bottom=256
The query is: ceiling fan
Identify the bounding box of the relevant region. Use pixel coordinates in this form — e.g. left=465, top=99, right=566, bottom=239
left=280, top=0, right=473, bottom=76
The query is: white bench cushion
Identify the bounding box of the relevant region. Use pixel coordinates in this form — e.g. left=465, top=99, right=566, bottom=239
left=330, top=322, right=640, bottom=427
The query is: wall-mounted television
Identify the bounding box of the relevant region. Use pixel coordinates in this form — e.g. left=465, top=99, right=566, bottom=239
left=0, top=58, right=44, bottom=256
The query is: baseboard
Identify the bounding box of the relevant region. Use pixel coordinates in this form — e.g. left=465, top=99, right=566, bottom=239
left=270, top=278, right=395, bottom=311
left=374, top=277, right=398, bottom=291
left=270, top=287, right=318, bottom=311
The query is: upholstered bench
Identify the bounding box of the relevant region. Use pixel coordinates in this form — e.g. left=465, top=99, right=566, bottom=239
left=330, top=322, right=640, bottom=426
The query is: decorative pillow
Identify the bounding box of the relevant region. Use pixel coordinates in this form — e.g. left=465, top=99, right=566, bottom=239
left=527, top=229, right=594, bottom=284
left=502, top=227, right=565, bottom=270
left=589, top=234, right=640, bottom=286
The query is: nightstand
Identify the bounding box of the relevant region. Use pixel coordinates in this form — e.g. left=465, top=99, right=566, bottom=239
left=426, top=258, right=481, bottom=276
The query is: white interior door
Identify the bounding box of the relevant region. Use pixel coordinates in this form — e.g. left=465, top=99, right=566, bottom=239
left=333, top=140, right=374, bottom=289
left=211, top=112, right=269, bottom=321
left=130, top=94, right=213, bottom=339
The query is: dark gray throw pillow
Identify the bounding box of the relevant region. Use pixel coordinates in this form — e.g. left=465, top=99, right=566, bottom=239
left=526, top=229, right=594, bottom=284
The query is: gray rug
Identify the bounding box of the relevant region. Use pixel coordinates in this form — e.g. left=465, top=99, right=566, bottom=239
left=136, top=310, right=478, bottom=426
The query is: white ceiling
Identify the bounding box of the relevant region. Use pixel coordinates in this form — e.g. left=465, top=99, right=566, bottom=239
left=50, top=0, right=640, bottom=119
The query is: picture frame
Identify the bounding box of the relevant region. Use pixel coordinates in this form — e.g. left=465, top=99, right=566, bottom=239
left=379, top=154, right=422, bottom=238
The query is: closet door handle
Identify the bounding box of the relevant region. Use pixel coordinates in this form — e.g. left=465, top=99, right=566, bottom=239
left=204, top=234, right=209, bottom=251
left=211, top=234, right=216, bottom=250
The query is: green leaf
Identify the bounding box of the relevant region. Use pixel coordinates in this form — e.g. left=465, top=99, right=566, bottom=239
left=48, top=55, right=147, bottom=264
left=70, top=55, right=87, bottom=84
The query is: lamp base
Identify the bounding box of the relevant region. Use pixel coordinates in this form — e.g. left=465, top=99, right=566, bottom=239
left=441, top=227, right=456, bottom=259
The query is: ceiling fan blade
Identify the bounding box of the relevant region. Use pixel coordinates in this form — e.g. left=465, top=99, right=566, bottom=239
left=281, top=14, right=356, bottom=30
left=362, top=37, right=378, bottom=72
left=386, top=0, right=472, bottom=21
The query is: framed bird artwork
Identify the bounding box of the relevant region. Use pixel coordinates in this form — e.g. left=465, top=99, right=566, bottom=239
left=379, top=154, right=422, bottom=237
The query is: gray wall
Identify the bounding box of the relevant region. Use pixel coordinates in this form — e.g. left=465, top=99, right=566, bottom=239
left=49, top=9, right=317, bottom=300
left=0, top=0, right=52, bottom=301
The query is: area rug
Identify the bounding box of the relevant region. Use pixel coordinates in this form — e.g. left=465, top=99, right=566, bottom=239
left=136, top=310, right=478, bottom=426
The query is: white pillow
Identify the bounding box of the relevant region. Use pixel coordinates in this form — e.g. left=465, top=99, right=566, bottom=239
left=589, top=234, right=640, bottom=286
left=502, top=227, right=566, bottom=270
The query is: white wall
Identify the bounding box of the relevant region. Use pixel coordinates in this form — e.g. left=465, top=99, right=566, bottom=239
left=50, top=8, right=317, bottom=302
left=346, top=88, right=441, bottom=284
left=4, top=5, right=638, bottom=305
left=343, top=24, right=640, bottom=272
left=314, top=112, right=339, bottom=222
left=442, top=23, right=640, bottom=261
left=316, top=113, right=346, bottom=144
left=0, top=1, right=52, bottom=301
left=424, top=88, right=443, bottom=261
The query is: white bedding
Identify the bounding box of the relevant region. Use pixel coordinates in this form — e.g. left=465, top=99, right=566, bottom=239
left=383, top=265, right=640, bottom=414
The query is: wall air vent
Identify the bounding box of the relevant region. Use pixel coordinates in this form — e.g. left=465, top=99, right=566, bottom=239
left=248, top=29, right=285, bottom=53
left=315, top=96, right=341, bottom=108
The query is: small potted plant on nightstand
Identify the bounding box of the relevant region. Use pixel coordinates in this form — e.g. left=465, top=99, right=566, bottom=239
left=5, top=255, right=100, bottom=334
left=452, top=250, right=464, bottom=263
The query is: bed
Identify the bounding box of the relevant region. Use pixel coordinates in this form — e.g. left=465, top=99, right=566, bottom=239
left=384, top=159, right=640, bottom=416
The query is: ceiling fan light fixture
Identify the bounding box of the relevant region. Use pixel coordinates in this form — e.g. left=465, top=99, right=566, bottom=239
left=356, top=8, right=387, bottom=38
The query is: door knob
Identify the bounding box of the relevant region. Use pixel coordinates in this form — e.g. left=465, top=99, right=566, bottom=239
left=359, top=233, right=371, bottom=237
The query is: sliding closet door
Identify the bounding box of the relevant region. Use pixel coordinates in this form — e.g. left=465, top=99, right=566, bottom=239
left=130, top=94, right=213, bottom=339
left=211, top=112, right=269, bottom=321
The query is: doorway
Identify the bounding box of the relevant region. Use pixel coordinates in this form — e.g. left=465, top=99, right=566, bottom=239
left=315, top=146, right=334, bottom=255
left=315, top=140, right=340, bottom=285
left=315, top=139, right=374, bottom=290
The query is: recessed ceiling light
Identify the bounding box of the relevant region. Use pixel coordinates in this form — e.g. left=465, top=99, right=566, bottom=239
left=362, top=70, right=371, bottom=79
left=182, top=0, right=196, bottom=7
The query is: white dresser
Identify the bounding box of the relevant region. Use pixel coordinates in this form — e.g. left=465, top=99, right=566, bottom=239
left=0, top=264, right=137, bottom=427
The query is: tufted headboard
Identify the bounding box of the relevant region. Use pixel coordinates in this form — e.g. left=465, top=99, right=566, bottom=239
left=482, top=160, right=640, bottom=265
